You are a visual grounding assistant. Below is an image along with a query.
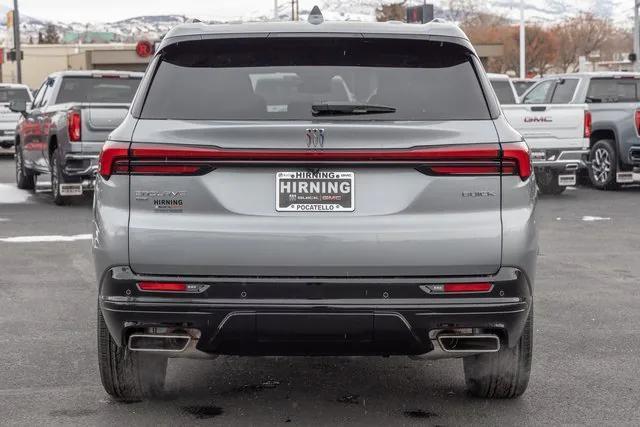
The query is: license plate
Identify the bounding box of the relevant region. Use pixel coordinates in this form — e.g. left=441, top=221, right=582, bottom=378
left=276, top=171, right=354, bottom=212
left=59, top=183, right=83, bottom=196
left=616, top=172, right=634, bottom=183
left=558, top=174, right=576, bottom=186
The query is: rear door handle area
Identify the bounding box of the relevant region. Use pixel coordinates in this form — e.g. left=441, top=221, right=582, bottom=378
left=531, top=106, right=547, bottom=112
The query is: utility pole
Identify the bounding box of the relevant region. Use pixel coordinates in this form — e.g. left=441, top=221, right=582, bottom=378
left=634, top=1, right=640, bottom=72
left=519, top=0, right=525, bottom=79
left=274, top=0, right=278, bottom=20
left=291, top=0, right=299, bottom=21
left=13, top=0, right=22, bottom=84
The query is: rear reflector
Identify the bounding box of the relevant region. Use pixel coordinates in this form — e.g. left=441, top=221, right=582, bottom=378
left=99, top=141, right=532, bottom=181
left=443, top=282, right=494, bottom=293
left=138, top=282, right=188, bottom=292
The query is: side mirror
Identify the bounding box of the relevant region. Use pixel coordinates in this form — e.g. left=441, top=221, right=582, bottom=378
left=9, top=99, right=28, bottom=115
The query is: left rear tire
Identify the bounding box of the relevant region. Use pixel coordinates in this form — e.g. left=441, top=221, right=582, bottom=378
left=463, top=305, right=533, bottom=399
left=97, top=306, right=168, bottom=402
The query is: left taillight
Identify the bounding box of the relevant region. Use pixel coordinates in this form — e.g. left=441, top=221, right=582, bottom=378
left=99, top=141, right=130, bottom=179
left=67, top=109, right=81, bottom=142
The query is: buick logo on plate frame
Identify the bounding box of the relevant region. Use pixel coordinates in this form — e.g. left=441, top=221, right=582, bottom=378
left=306, top=128, right=325, bottom=148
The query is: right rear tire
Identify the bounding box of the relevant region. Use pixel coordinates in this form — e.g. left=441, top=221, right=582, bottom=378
left=97, top=307, right=168, bottom=402
left=463, top=305, right=533, bottom=399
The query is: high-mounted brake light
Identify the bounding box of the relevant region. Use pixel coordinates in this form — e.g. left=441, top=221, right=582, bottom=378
left=584, top=111, right=592, bottom=138
left=98, top=142, right=532, bottom=181
left=68, top=110, right=81, bottom=142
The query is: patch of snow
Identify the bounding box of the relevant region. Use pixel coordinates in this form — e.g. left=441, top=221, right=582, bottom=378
left=0, top=184, right=32, bottom=204
left=0, top=234, right=92, bottom=243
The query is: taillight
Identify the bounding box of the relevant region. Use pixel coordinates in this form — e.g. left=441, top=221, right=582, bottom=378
left=501, top=140, right=532, bottom=180
left=67, top=109, right=81, bottom=142
left=98, top=142, right=532, bottom=181
left=584, top=111, right=592, bottom=138
left=635, top=110, right=640, bottom=136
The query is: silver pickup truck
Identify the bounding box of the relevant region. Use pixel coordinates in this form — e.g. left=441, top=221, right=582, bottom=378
left=491, top=74, right=590, bottom=195
left=518, top=72, right=640, bottom=190
left=11, top=70, right=143, bottom=204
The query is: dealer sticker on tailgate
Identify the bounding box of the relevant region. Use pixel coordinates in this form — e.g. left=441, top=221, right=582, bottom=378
left=276, top=171, right=354, bottom=212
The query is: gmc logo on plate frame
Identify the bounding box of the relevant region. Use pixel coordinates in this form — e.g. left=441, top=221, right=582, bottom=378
left=306, top=128, right=325, bottom=148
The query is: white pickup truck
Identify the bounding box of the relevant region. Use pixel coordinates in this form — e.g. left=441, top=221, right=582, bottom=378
left=489, top=74, right=590, bottom=195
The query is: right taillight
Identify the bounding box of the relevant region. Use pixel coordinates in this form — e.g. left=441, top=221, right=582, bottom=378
left=584, top=111, right=592, bottom=138
left=501, top=140, right=532, bottom=181
left=635, top=110, right=640, bottom=136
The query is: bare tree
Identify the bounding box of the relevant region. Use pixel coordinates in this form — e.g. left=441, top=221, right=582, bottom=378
left=553, top=13, right=613, bottom=72
left=375, top=2, right=407, bottom=22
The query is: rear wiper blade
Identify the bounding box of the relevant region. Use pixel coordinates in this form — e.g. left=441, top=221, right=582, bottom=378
left=312, top=102, right=397, bottom=116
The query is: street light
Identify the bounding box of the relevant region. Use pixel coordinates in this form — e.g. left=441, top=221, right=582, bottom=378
left=519, top=0, right=525, bottom=79
left=13, top=0, right=22, bottom=83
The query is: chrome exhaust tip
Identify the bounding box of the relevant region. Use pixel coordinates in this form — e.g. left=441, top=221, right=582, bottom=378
left=128, top=333, right=191, bottom=353
left=437, top=334, right=500, bottom=353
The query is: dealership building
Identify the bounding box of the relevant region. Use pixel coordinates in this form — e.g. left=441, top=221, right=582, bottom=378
left=1, top=43, right=152, bottom=89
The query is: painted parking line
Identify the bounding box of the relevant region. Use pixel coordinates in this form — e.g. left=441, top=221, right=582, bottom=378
left=0, top=234, right=92, bottom=243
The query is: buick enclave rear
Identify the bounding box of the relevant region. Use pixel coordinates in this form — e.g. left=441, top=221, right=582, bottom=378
left=93, top=18, right=537, bottom=401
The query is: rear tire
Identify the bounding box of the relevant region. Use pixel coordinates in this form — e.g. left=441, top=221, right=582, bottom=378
left=536, top=169, right=566, bottom=195
left=463, top=306, right=533, bottom=399
left=51, top=148, right=71, bottom=206
left=15, top=145, right=35, bottom=190
left=588, top=140, right=619, bottom=191
left=97, top=307, right=168, bottom=402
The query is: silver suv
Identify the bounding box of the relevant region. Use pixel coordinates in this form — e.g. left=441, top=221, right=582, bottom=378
left=93, top=13, right=537, bottom=401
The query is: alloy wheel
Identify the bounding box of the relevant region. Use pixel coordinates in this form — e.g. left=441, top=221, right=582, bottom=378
left=15, top=149, right=23, bottom=183
left=591, top=147, right=611, bottom=184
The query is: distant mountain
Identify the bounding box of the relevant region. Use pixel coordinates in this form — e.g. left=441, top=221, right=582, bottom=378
left=0, top=0, right=631, bottom=46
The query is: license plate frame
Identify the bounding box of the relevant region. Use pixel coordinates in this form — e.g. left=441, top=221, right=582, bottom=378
left=276, top=171, right=355, bottom=212
left=59, top=183, right=83, bottom=196
left=558, top=174, right=576, bottom=186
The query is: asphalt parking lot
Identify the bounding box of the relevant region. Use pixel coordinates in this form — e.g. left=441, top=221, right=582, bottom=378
left=1, top=154, right=639, bottom=425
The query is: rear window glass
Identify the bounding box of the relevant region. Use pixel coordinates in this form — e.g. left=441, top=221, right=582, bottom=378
left=141, top=38, right=492, bottom=121
left=550, top=78, right=578, bottom=104
left=587, top=78, right=640, bottom=103
left=0, top=88, right=31, bottom=103
left=56, top=77, right=141, bottom=104
left=490, top=80, right=516, bottom=104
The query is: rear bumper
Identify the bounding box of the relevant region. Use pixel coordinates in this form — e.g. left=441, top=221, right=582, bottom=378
left=531, top=148, right=589, bottom=172
left=99, top=266, right=532, bottom=357
left=63, top=153, right=99, bottom=177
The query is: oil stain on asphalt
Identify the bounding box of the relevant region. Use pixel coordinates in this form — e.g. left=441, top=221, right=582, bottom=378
left=182, top=406, right=224, bottom=419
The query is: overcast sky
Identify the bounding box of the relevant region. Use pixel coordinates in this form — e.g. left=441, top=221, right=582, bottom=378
left=1, top=0, right=313, bottom=22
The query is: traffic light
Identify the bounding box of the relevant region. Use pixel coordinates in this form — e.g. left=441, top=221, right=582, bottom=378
left=7, top=49, right=24, bottom=62
left=406, top=4, right=434, bottom=24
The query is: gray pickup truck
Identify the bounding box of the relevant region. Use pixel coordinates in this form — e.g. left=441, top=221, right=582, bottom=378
left=11, top=70, right=143, bottom=204
left=521, top=72, right=640, bottom=190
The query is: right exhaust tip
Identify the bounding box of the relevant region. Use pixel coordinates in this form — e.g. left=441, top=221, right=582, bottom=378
left=437, top=334, right=500, bottom=353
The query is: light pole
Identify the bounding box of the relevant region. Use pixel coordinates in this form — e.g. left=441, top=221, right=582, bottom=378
left=13, top=0, right=22, bottom=84
left=274, top=0, right=278, bottom=20
left=519, top=0, right=525, bottom=79
left=634, top=0, right=640, bottom=71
